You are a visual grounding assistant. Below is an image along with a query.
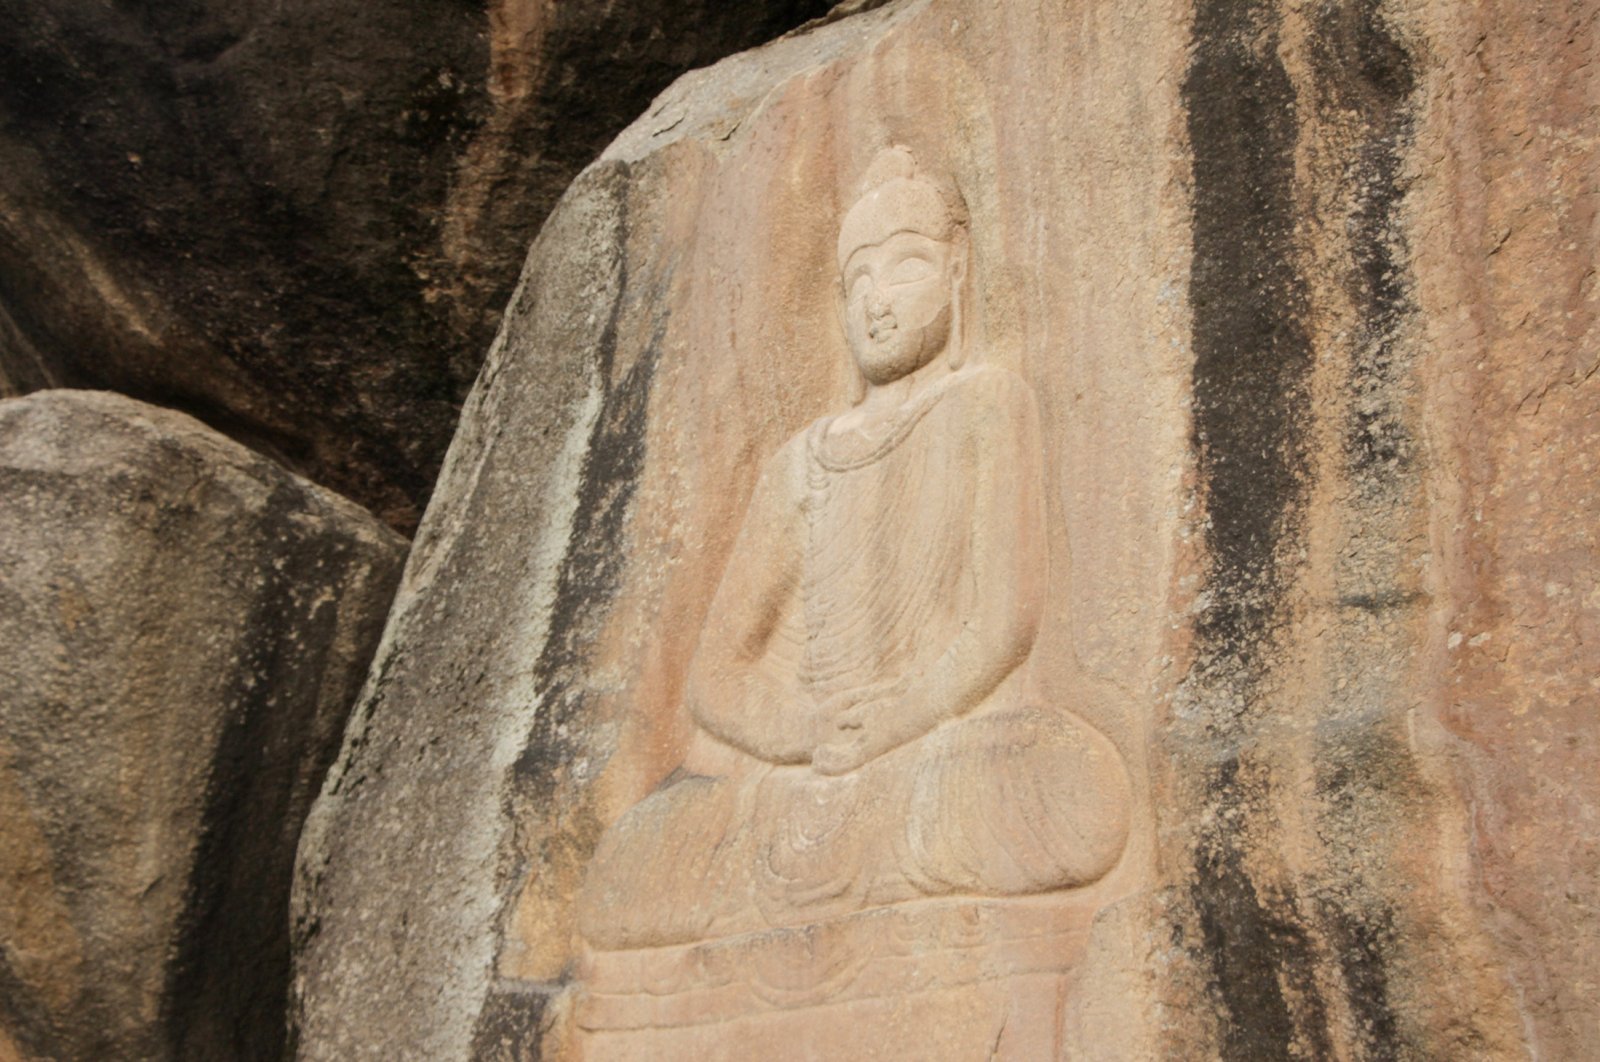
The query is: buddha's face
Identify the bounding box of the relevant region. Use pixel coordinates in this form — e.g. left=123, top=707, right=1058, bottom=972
left=839, top=229, right=964, bottom=387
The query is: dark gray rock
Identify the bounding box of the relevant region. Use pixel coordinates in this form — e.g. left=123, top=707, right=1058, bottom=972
left=0, top=390, right=406, bottom=1061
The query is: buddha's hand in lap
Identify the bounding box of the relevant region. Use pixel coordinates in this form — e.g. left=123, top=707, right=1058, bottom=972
left=811, top=679, right=930, bottom=776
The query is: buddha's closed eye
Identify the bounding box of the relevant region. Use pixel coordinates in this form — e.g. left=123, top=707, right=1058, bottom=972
left=889, top=259, right=936, bottom=285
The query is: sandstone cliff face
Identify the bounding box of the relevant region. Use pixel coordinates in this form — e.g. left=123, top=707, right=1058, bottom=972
left=0, top=0, right=832, bottom=531
left=0, top=391, right=405, bottom=1061
left=292, top=0, right=1597, bottom=1058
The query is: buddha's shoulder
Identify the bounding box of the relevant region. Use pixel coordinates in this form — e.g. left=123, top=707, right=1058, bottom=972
left=939, top=363, right=1038, bottom=415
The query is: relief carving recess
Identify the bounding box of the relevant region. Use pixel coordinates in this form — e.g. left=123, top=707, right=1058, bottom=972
left=555, top=147, right=1134, bottom=1059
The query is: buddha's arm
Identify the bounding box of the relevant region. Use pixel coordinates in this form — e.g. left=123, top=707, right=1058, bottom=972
left=816, top=372, right=1046, bottom=774
left=683, top=444, right=814, bottom=765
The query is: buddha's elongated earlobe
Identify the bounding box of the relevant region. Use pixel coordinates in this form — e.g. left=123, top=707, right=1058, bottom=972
left=947, top=244, right=969, bottom=371
left=948, top=296, right=965, bottom=371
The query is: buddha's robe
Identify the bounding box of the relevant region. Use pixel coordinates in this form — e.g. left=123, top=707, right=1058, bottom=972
left=578, top=365, right=1128, bottom=952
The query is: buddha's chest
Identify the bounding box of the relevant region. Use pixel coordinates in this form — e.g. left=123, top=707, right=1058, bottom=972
left=799, top=435, right=972, bottom=637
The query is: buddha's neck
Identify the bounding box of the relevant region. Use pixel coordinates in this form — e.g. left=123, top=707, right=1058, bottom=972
left=859, top=348, right=954, bottom=421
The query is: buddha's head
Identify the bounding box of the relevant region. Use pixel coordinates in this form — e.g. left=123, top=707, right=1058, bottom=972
left=836, top=147, right=970, bottom=392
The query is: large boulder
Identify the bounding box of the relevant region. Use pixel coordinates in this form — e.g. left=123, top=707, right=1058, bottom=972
left=0, top=391, right=406, bottom=1060
left=0, top=0, right=834, bottom=530
left=293, top=0, right=1599, bottom=1057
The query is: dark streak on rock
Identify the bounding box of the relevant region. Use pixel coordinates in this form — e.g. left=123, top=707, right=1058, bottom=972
left=1338, top=588, right=1422, bottom=612
left=161, top=485, right=385, bottom=1061
left=1307, top=3, right=1419, bottom=1053
left=1311, top=717, right=1415, bottom=1056
left=1311, top=0, right=1418, bottom=480
left=1181, top=0, right=1423, bottom=1055
left=0, top=955, right=80, bottom=1059
left=471, top=164, right=666, bottom=1053
left=514, top=334, right=662, bottom=795
left=1185, top=0, right=1314, bottom=682
left=471, top=979, right=557, bottom=1062
left=1193, top=764, right=1335, bottom=1062
left=1182, top=0, right=1320, bottom=1057
left=1320, top=901, right=1401, bottom=1060
left=510, top=174, right=668, bottom=806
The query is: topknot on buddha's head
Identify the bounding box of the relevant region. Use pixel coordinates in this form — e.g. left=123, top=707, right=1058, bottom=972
left=836, top=146, right=969, bottom=270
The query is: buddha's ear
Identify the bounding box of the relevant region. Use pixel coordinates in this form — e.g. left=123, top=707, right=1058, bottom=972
left=949, top=230, right=970, bottom=283
left=947, top=231, right=972, bottom=371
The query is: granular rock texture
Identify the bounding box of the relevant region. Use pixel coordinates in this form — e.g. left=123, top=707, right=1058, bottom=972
left=0, top=391, right=405, bottom=1060
left=1413, top=2, right=1600, bottom=1054
left=0, top=0, right=832, bottom=530
left=292, top=0, right=1599, bottom=1057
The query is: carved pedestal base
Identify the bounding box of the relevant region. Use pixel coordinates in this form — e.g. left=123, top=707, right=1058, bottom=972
left=574, top=897, right=1098, bottom=1060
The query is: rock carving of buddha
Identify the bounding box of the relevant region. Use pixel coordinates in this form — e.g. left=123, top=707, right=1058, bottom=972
left=576, top=146, right=1129, bottom=958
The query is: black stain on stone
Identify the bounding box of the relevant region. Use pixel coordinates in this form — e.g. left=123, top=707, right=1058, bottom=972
left=1184, top=0, right=1315, bottom=681
left=159, top=485, right=389, bottom=1061
left=1182, top=0, right=1422, bottom=1055
left=513, top=332, right=663, bottom=801
left=1311, top=0, right=1418, bottom=479
left=1192, top=762, right=1333, bottom=1062
left=0, top=954, right=91, bottom=1060
left=1183, top=0, right=1319, bottom=1057
left=1320, top=900, right=1401, bottom=1059
left=470, top=980, right=558, bottom=1061
left=1313, top=719, right=1415, bottom=1057
left=475, top=171, right=664, bottom=1054
left=1308, top=2, right=1418, bottom=1053
left=1337, top=588, right=1421, bottom=612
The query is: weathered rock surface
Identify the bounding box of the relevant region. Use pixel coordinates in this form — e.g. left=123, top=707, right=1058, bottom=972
left=293, top=0, right=1599, bottom=1057
left=0, top=391, right=405, bottom=1060
left=1414, top=3, right=1600, bottom=1054
left=0, top=0, right=833, bottom=531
